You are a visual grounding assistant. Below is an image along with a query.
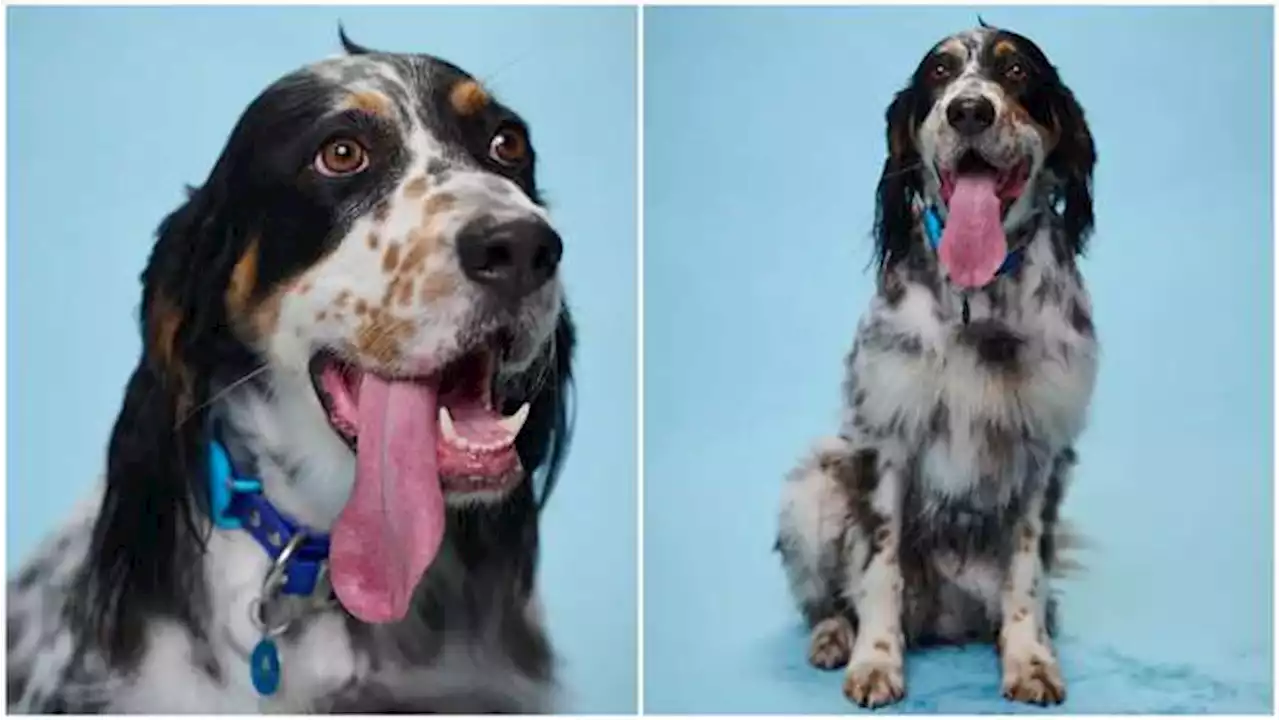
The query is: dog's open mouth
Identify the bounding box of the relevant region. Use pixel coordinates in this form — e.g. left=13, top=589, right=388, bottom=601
left=932, top=151, right=1031, bottom=289
left=938, top=151, right=1029, bottom=215
left=311, top=349, right=528, bottom=490
left=306, top=342, right=529, bottom=625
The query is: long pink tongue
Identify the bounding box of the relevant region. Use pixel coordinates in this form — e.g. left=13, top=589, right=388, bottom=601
left=939, top=175, right=1007, bottom=288
left=330, top=375, right=445, bottom=623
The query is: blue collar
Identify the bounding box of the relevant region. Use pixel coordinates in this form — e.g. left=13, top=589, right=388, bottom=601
left=922, top=204, right=1023, bottom=278
left=207, top=440, right=332, bottom=597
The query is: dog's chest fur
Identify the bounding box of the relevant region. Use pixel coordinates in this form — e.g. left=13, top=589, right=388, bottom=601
left=843, top=223, right=1098, bottom=526
left=7, top=508, right=552, bottom=713
left=8, top=472, right=554, bottom=715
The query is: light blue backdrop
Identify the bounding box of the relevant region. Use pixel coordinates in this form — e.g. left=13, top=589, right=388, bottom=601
left=644, top=5, right=1273, bottom=713
left=7, top=6, right=636, bottom=713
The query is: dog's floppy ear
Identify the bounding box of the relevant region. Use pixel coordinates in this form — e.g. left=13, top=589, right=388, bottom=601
left=74, top=175, right=254, bottom=666
left=874, top=86, right=924, bottom=270
left=513, top=309, right=576, bottom=509
left=1045, top=84, right=1096, bottom=254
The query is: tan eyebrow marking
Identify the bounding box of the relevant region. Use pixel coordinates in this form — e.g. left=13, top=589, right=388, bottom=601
left=449, top=79, right=489, bottom=116
left=994, top=39, right=1018, bottom=58
left=344, top=91, right=392, bottom=117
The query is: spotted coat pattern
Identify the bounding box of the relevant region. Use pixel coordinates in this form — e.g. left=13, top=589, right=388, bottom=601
left=778, top=24, right=1097, bottom=708
left=9, top=37, right=572, bottom=714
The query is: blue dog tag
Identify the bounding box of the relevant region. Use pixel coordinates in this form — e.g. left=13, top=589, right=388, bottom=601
left=250, top=638, right=281, bottom=696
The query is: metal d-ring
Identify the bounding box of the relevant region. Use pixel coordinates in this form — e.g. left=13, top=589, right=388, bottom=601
left=261, top=531, right=307, bottom=595
left=250, top=531, right=309, bottom=637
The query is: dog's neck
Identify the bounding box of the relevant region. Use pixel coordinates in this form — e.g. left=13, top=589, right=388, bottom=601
left=894, top=205, right=1074, bottom=327
left=211, top=369, right=357, bottom=530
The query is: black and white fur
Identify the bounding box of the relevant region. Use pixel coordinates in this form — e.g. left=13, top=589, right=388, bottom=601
left=8, top=33, right=575, bottom=713
left=777, top=24, right=1097, bottom=707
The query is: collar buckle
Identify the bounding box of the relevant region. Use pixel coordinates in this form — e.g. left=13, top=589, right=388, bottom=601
left=208, top=441, right=261, bottom=530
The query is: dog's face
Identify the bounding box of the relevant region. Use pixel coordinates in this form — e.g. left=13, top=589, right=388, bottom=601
left=915, top=28, right=1060, bottom=230
left=875, top=25, right=1096, bottom=271
left=224, top=48, right=561, bottom=504
left=131, top=38, right=574, bottom=622
left=250, top=57, right=561, bottom=380
left=159, top=39, right=563, bottom=499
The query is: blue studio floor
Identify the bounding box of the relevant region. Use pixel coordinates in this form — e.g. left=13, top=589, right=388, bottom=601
left=643, top=5, right=1273, bottom=713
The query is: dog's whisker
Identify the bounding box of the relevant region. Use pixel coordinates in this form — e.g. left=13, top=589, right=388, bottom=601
left=478, top=46, right=538, bottom=88
left=879, top=161, right=925, bottom=180
left=176, top=363, right=270, bottom=427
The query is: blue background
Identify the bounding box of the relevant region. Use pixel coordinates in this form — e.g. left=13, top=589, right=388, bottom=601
left=644, top=5, right=1273, bottom=713
left=7, top=6, right=636, bottom=713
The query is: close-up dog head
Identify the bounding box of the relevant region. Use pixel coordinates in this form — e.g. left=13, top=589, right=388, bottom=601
left=83, top=31, right=574, bottom=656
left=875, top=24, right=1096, bottom=285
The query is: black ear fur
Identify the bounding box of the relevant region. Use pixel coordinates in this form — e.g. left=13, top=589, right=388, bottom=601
left=513, top=309, right=576, bottom=509
left=874, top=87, right=924, bottom=271
left=72, top=183, right=251, bottom=666
left=997, top=27, right=1097, bottom=254
left=1046, top=85, right=1096, bottom=253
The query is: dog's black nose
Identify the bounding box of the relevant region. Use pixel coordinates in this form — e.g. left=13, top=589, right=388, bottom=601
left=457, top=218, right=562, bottom=299
left=946, top=97, right=996, bottom=136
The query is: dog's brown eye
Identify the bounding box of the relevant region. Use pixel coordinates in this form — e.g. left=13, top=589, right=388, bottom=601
left=1004, top=62, right=1027, bottom=83
left=489, top=127, right=528, bottom=167
left=931, top=62, right=952, bottom=81
left=315, top=138, right=368, bottom=177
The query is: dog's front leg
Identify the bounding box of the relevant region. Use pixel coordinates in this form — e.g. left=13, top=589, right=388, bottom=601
left=839, top=448, right=905, bottom=708
left=998, top=482, right=1065, bottom=705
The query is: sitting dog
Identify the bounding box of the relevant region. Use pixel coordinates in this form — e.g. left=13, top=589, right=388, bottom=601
left=777, top=24, right=1097, bottom=707
left=8, top=32, right=575, bottom=713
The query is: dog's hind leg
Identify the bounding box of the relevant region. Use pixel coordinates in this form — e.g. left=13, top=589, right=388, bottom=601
left=777, top=437, right=858, bottom=670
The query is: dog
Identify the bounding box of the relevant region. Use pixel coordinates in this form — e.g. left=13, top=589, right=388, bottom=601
left=777, top=24, right=1097, bottom=708
left=7, top=31, right=575, bottom=713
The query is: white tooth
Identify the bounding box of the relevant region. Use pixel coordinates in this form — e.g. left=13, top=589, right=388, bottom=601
left=439, top=408, right=460, bottom=443
left=498, top=403, right=531, bottom=436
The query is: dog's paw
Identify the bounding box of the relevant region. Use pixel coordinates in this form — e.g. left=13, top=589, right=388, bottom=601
left=842, top=655, right=905, bottom=708
left=1001, top=642, right=1065, bottom=705
left=807, top=617, right=854, bottom=670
